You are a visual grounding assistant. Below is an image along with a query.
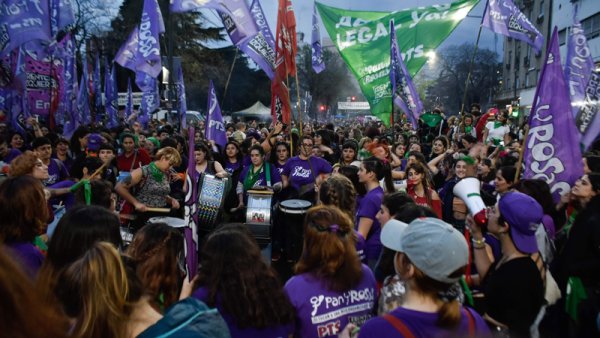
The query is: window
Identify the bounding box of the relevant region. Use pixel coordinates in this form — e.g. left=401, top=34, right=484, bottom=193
left=558, top=28, right=567, bottom=46
left=581, top=13, right=600, bottom=40
left=515, top=76, right=520, bottom=89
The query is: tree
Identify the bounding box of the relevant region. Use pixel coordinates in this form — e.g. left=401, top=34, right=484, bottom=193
left=294, top=44, right=360, bottom=121
left=425, top=43, right=501, bottom=114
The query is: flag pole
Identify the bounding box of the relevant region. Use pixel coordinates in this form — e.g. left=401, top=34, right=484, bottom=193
left=460, top=24, right=484, bottom=115
left=295, top=75, right=303, bottom=138
left=514, top=124, right=530, bottom=183
left=222, top=48, right=238, bottom=109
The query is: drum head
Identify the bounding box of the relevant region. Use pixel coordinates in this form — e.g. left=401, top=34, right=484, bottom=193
left=148, top=216, right=186, bottom=228
left=279, top=199, right=312, bottom=213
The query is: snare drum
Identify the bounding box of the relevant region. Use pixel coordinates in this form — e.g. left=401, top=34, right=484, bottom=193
left=148, top=216, right=186, bottom=228
left=278, top=199, right=312, bottom=262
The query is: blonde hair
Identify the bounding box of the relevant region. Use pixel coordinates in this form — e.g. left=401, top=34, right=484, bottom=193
left=155, top=146, right=181, bottom=167
left=56, top=242, right=130, bottom=338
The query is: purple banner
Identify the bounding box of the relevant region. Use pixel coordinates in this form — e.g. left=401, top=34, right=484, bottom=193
left=523, top=28, right=583, bottom=202
left=0, top=0, right=52, bottom=57
left=311, top=4, right=325, bottom=74
left=235, top=0, right=275, bottom=79
left=24, top=50, right=58, bottom=117
left=133, top=0, right=165, bottom=77
left=77, top=56, right=91, bottom=125
left=183, top=125, right=198, bottom=280
left=49, top=0, right=75, bottom=37
left=10, top=92, right=27, bottom=134
left=565, top=7, right=600, bottom=150
left=62, top=35, right=78, bottom=138
left=390, top=20, right=422, bottom=129
left=205, top=80, right=227, bottom=148
left=105, top=60, right=119, bottom=129
left=115, top=27, right=139, bottom=71
left=138, top=74, right=159, bottom=127
left=176, top=66, right=187, bottom=130
left=482, top=0, right=543, bottom=53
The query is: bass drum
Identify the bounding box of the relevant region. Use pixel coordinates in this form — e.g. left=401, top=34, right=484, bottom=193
left=278, top=199, right=312, bottom=263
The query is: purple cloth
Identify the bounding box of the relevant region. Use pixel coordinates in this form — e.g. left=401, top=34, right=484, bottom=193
left=282, top=156, right=333, bottom=191
left=355, top=186, right=384, bottom=262
left=359, top=306, right=491, bottom=337
left=274, top=161, right=286, bottom=175
left=192, top=287, right=294, bottom=338
left=311, top=4, right=325, bottom=74
left=355, top=231, right=366, bottom=263
left=523, top=28, right=584, bottom=203
left=224, top=160, right=242, bottom=175
left=6, top=242, right=44, bottom=278
left=1, top=148, right=21, bottom=163
left=284, top=264, right=376, bottom=338
left=205, top=80, right=227, bottom=147
left=133, top=0, right=165, bottom=78
left=482, top=0, right=543, bottom=53
left=45, top=158, right=70, bottom=186
left=239, top=163, right=281, bottom=188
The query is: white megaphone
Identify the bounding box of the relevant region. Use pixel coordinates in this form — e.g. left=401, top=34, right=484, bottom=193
left=453, top=177, right=488, bottom=227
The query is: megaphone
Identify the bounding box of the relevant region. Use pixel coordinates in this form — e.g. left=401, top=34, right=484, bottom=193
left=453, top=177, right=487, bottom=228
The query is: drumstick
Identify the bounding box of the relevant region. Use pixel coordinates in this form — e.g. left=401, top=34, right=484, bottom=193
left=145, top=207, right=171, bottom=213
left=89, top=162, right=109, bottom=180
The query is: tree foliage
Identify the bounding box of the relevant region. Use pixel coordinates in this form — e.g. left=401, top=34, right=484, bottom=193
left=425, top=43, right=501, bottom=114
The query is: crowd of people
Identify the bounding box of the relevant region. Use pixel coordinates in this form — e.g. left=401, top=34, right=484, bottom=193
left=1, top=103, right=600, bottom=338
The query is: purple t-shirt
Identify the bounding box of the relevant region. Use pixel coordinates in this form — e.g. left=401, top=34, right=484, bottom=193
left=239, top=163, right=282, bottom=188
left=45, top=159, right=70, bottom=186
left=274, top=161, right=286, bottom=176
left=284, top=264, right=376, bottom=338
left=192, top=287, right=294, bottom=338
left=355, top=186, right=384, bottom=262
left=359, top=306, right=491, bottom=338
left=1, top=148, right=21, bottom=163
left=224, top=160, right=242, bottom=175
left=282, top=156, right=333, bottom=191
left=6, top=242, right=44, bottom=278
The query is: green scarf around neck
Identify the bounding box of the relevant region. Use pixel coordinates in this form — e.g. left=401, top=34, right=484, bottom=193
left=149, top=162, right=165, bottom=182
left=243, top=164, right=263, bottom=190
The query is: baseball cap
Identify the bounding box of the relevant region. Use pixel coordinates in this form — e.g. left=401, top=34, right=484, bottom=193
left=498, top=191, right=543, bottom=254
left=384, top=217, right=468, bottom=284
left=380, top=219, right=408, bottom=250
left=87, top=133, right=103, bottom=152
left=246, top=128, right=261, bottom=141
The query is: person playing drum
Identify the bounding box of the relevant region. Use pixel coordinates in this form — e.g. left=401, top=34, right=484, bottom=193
left=281, top=135, right=332, bottom=203
left=236, top=145, right=281, bottom=209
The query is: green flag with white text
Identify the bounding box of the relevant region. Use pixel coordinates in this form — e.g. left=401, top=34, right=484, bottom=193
left=317, top=0, right=480, bottom=125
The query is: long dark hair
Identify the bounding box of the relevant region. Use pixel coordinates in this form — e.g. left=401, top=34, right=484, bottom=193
left=194, top=224, right=295, bottom=329
left=362, top=156, right=394, bottom=193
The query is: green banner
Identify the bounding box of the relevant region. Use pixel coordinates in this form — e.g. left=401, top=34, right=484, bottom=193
left=317, top=0, right=480, bottom=125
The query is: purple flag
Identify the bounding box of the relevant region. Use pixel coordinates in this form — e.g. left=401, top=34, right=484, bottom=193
left=205, top=80, right=227, bottom=148
left=176, top=66, right=187, bottom=130
left=564, top=6, right=600, bottom=150
left=62, top=35, right=78, bottom=138
left=482, top=0, right=544, bottom=54
left=77, top=56, right=91, bottom=125
left=0, top=0, right=52, bottom=57
left=138, top=73, right=159, bottom=127
left=93, top=52, right=103, bottom=118
left=523, top=28, right=583, bottom=202
left=115, top=27, right=139, bottom=71
left=50, top=0, right=75, bottom=37
left=125, top=78, right=133, bottom=121
left=183, top=125, right=199, bottom=280
left=105, top=60, right=119, bottom=129
left=133, top=0, right=165, bottom=77
left=311, top=3, right=325, bottom=74
left=9, top=92, right=27, bottom=135
left=390, top=19, right=423, bottom=129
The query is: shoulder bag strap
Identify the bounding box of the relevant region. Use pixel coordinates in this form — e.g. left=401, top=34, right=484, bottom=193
left=129, top=150, right=138, bottom=172
left=383, top=314, right=416, bottom=338
left=463, top=307, right=476, bottom=337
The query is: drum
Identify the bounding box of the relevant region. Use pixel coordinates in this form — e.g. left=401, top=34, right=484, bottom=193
left=148, top=216, right=186, bottom=228
left=245, top=190, right=274, bottom=249
left=278, top=199, right=312, bottom=262
left=197, top=174, right=228, bottom=229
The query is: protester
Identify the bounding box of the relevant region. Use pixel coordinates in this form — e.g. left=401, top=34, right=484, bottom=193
left=236, top=144, right=281, bottom=208
left=285, top=205, right=376, bottom=338
left=117, top=132, right=151, bottom=173
left=406, top=162, right=442, bottom=218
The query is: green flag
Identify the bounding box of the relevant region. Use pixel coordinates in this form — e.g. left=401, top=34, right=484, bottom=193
left=420, top=112, right=444, bottom=128
left=317, top=0, right=480, bottom=125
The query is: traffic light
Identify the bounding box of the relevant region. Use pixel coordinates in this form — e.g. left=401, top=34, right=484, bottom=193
left=319, top=105, right=326, bottom=111
left=351, top=96, right=356, bottom=101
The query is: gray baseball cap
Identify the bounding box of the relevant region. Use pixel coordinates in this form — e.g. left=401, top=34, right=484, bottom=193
left=383, top=217, right=469, bottom=284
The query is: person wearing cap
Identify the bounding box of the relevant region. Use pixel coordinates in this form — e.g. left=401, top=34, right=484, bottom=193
left=284, top=205, right=376, bottom=338
left=467, top=191, right=545, bottom=337
left=353, top=217, right=489, bottom=337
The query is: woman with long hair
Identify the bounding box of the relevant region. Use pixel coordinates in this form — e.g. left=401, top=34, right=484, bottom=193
left=221, top=140, right=243, bottom=176
left=126, top=222, right=185, bottom=312
left=192, top=224, right=295, bottom=336
left=116, top=147, right=182, bottom=228
left=494, top=165, right=517, bottom=197
left=236, top=144, right=281, bottom=209
left=357, top=157, right=391, bottom=267
left=285, top=205, right=376, bottom=338
left=354, top=218, right=490, bottom=337
left=269, top=141, right=291, bottom=175
left=483, top=110, right=510, bottom=148
left=0, top=175, right=50, bottom=277
left=406, top=162, right=442, bottom=218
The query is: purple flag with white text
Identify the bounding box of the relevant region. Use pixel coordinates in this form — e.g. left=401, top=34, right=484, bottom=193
left=183, top=125, right=198, bottom=280
left=390, top=20, right=422, bottom=129
left=234, top=0, right=275, bottom=79
left=133, top=0, right=165, bottom=77
left=565, top=6, right=600, bottom=150
left=115, top=28, right=139, bottom=71
left=205, top=80, right=227, bottom=148
left=176, top=67, right=187, bottom=130
left=105, top=60, right=119, bottom=129
left=62, top=35, right=78, bottom=138
left=138, top=72, right=159, bottom=127
left=311, top=3, right=325, bottom=74
left=125, top=78, right=133, bottom=121
left=523, top=28, right=583, bottom=202
left=50, top=0, right=75, bottom=37
left=0, top=0, right=52, bottom=57
left=482, top=0, right=544, bottom=54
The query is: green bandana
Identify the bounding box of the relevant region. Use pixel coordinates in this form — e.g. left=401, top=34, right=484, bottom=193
left=465, top=125, right=473, bottom=134
left=243, top=164, right=263, bottom=191
left=494, top=121, right=503, bottom=129
left=149, top=162, right=164, bottom=182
